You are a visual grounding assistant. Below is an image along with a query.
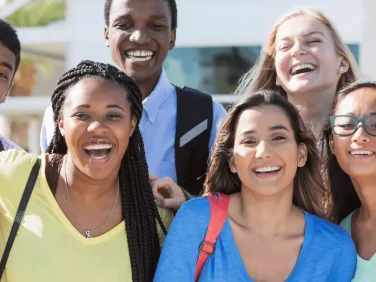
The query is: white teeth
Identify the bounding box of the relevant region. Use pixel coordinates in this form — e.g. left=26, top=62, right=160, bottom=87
left=128, top=56, right=152, bottom=62
left=126, top=50, right=154, bottom=62
left=291, top=64, right=316, bottom=75
left=351, top=151, right=374, bottom=156
left=89, top=155, right=108, bottom=160
left=84, top=144, right=113, bottom=150
left=127, top=50, right=153, bottom=57
left=255, top=166, right=281, bottom=173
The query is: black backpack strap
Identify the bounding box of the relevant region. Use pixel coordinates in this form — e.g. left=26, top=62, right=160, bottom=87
left=175, top=86, right=213, bottom=195
left=0, top=140, right=4, bottom=152
left=0, top=157, right=41, bottom=279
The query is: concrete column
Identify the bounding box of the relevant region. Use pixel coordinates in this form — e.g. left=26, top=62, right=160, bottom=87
left=28, top=117, right=41, bottom=154
left=360, top=0, right=376, bottom=79
left=65, top=0, right=112, bottom=70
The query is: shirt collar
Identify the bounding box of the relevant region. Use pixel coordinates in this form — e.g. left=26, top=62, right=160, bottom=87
left=142, top=69, right=174, bottom=124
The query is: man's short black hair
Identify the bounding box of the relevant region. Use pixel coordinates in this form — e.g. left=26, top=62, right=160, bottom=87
left=104, top=0, right=178, bottom=30
left=0, top=19, right=21, bottom=75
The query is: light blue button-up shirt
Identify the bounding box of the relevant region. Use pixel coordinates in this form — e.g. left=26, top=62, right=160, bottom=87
left=40, top=70, right=226, bottom=182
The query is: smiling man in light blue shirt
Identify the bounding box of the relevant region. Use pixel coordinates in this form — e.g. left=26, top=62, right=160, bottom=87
left=40, top=0, right=226, bottom=208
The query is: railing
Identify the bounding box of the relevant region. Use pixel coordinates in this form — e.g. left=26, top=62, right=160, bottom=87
left=0, top=94, right=239, bottom=154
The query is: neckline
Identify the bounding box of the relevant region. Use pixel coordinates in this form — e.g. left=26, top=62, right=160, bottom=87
left=349, top=209, right=376, bottom=263
left=39, top=154, right=125, bottom=245
left=224, top=209, right=312, bottom=281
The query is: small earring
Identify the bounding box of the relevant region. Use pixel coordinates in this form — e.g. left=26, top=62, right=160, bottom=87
left=339, top=67, right=344, bottom=73
left=230, top=165, right=236, bottom=173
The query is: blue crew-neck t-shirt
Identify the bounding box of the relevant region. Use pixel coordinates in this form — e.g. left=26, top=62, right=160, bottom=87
left=154, top=197, right=356, bottom=282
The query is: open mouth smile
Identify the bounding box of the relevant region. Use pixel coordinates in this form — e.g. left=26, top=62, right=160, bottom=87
left=290, top=63, right=317, bottom=76
left=252, top=166, right=282, bottom=178
left=83, top=143, right=113, bottom=161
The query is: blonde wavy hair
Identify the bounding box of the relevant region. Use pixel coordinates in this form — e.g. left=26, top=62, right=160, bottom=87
left=235, top=9, right=359, bottom=97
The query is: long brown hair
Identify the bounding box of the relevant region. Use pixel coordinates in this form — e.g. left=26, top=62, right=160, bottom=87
left=235, top=9, right=359, bottom=97
left=205, top=90, right=327, bottom=218
left=321, top=80, right=376, bottom=222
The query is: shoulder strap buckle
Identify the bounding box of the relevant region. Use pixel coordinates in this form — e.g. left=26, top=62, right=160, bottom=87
left=199, top=241, right=216, bottom=256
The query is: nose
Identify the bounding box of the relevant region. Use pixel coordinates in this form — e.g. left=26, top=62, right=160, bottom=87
left=129, top=27, right=150, bottom=45
left=254, top=141, right=273, bottom=159
left=351, top=124, right=370, bottom=143
left=291, top=41, right=306, bottom=57
left=87, top=120, right=109, bottom=135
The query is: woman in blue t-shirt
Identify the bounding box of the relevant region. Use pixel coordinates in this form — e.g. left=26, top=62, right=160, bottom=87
left=154, top=90, right=356, bottom=282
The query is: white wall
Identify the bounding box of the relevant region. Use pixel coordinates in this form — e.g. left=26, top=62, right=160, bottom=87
left=65, top=0, right=363, bottom=69
left=65, top=0, right=112, bottom=68
left=176, top=0, right=362, bottom=46
left=361, top=0, right=376, bottom=78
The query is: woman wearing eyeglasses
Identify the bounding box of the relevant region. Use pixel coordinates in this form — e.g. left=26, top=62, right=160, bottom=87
left=321, top=80, right=376, bottom=281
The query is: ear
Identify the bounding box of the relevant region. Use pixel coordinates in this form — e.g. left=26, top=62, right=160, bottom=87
left=129, top=115, right=137, bottom=137
left=228, top=155, right=237, bottom=173
left=329, top=135, right=336, bottom=155
left=57, top=116, right=65, bottom=137
left=169, top=29, right=176, bottom=50
left=297, top=143, right=308, bottom=167
left=104, top=26, right=110, bottom=47
left=338, top=59, right=350, bottom=74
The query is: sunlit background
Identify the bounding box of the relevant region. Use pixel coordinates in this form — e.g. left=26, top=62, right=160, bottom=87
left=0, top=0, right=373, bottom=154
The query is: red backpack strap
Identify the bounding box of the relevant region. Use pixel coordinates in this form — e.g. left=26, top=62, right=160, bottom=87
left=194, top=193, right=229, bottom=281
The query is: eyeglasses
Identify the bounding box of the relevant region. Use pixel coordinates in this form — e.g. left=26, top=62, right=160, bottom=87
left=330, top=115, right=376, bottom=136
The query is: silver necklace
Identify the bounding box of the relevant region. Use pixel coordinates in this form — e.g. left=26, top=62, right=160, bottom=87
left=64, top=156, right=119, bottom=238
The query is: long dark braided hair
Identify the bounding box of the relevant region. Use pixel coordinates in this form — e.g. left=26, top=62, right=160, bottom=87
left=46, top=60, right=167, bottom=282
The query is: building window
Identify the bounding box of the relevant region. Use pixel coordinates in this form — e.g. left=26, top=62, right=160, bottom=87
left=164, top=46, right=261, bottom=94
left=165, top=44, right=359, bottom=94
left=348, top=44, right=359, bottom=63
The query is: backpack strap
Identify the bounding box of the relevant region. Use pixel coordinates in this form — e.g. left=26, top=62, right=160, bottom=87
left=175, top=86, right=213, bottom=195
left=194, top=193, right=229, bottom=281
left=0, top=157, right=41, bottom=279
left=0, top=140, right=4, bottom=152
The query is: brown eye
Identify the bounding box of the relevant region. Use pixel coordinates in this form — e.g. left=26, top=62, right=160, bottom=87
left=108, top=114, right=121, bottom=119
left=74, top=113, right=89, bottom=120
left=242, top=139, right=255, bottom=145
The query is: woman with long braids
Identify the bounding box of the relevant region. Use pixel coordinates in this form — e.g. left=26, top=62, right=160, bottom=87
left=0, top=60, right=172, bottom=282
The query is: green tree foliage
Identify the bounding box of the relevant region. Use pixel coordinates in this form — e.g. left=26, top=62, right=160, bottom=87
left=6, top=0, right=65, bottom=27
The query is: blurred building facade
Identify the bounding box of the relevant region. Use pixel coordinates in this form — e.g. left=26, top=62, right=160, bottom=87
left=0, top=0, right=372, bottom=153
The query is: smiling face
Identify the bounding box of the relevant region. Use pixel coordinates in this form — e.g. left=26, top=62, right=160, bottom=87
left=230, top=105, right=307, bottom=196
left=104, top=0, right=176, bottom=84
left=274, top=15, right=344, bottom=96
left=58, top=78, right=136, bottom=180
left=0, top=44, right=16, bottom=103
left=330, top=87, right=376, bottom=178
